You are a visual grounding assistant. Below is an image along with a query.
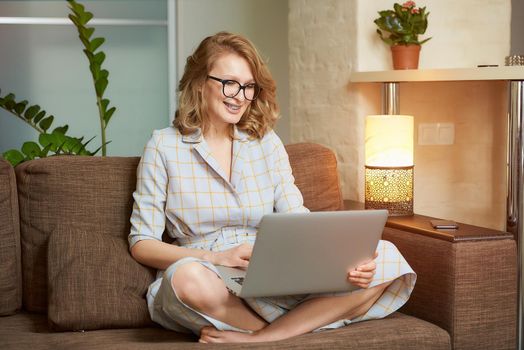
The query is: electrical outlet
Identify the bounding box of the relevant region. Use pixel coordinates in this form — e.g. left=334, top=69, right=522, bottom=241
left=418, top=123, right=454, bottom=145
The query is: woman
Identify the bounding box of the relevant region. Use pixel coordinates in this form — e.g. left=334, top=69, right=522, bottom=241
left=128, top=31, right=416, bottom=343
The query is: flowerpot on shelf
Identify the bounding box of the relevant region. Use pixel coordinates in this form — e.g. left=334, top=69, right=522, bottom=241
left=391, top=44, right=421, bottom=70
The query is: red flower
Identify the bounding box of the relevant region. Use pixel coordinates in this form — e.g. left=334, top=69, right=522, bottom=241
left=411, top=8, right=420, bottom=14
left=402, top=1, right=416, bottom=8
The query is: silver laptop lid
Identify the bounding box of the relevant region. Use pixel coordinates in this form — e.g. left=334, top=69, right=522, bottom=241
left=239, top=210, right=387, bottom=298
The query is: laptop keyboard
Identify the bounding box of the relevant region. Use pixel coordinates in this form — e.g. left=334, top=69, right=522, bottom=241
left=232, top=277, right=245, bottom=285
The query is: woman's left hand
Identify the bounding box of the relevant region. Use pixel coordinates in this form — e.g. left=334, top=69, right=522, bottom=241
left=347, top=251, right=378, bottom=289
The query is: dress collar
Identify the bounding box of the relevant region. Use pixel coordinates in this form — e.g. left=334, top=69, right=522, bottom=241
left=181, top=128, right=203, bottom=143
left=181, top=125, right=249, bottom=144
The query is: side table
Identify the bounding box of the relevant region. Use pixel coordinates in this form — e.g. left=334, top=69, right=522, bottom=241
left=343, top=200, right=517, bottom=349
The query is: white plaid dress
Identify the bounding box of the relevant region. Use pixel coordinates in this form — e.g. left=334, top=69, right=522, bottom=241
left=128, top=126, right=416, bottom=334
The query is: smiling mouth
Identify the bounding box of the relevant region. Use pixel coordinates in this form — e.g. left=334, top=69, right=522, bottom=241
left=224, top=101, right=241, bottom=111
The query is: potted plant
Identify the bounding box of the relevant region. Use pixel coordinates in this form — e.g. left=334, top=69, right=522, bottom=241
left=374, top=1, right=431, bottom=70
left=0, top=0, right=117, bottom=166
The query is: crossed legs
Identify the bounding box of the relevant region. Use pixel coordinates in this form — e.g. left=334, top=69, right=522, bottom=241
left=172, top=261, right=268, bottom=331
left=172, top=262, right=392, bottom=343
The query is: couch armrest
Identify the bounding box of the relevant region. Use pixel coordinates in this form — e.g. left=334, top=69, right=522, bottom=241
left=383, top=218, right=517, bottom=350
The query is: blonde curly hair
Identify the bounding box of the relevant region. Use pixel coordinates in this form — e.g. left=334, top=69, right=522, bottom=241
left=173, top=32, right=279, bottom=139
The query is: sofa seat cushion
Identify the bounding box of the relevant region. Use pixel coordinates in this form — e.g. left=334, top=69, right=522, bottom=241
left=0, top=159, right=22, bottom=316
left=47, top=227, right=156, bottom=331
left=0, top=312, right=195, bottom=350
left=0, top=312, right=450, bottom=350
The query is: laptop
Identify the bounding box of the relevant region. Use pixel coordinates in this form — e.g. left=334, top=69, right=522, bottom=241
left=216, top=209, right=387, bottom=298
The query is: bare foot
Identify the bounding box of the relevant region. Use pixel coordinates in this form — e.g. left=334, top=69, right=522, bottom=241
left=199, top=326, right=280, bottom=343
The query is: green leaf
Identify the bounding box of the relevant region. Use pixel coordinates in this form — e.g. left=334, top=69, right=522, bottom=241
left=99, top=69, right=109, bottom=79
left=77, top=136, right=96, bottom=155
left=68, top=14, right=80, bottom=27
left=104, top=106, right=116, bottom=124
left=14, top=100, right=28, bottom=115
left=79, top=36, right=91, bottom=49
left=393, top=3, right=403, bottom=14
left=101, top=98, right=109, bottom=112
left=40, top=130, right=69, bottom=151
left=40, top=143, right=52, bottom=158
left=21, top=141, right=41, bottom=159
left=2, top=149, right=25, bottom=167
left=59, top=140, right=70, bottom=153
left=52, top=132, right=68, bottom=152
left=95, top=79, right=108, bottom=96
left=33, top=110, right=46, bottom=123
left=39, top=133, right=53, bottom=148
left=419, top=37, right=432, bottom=45
left=83, top=49, right=94, bottom=61
left=52, top=125, right=69, bottom=134
left=80, top=11, right=93, bottom=25
left=80, top=26, right=95, bottom=40
left=68, top=0, right=86, bottom=14
left=93, top=52, right=106, bottom=65
left=24, top=105, right=41, bottom=120
left=90, top=37, right=105, bottom=52
left=62, top=136, right=86, bottom=154
left=5, top=100, right=15, bottom=110
left=378, top=10, right=394, bottom=17
left=39, top=115, right=54, bottom=132
left=90, top=140, right=111, bottom=156
left=90, top=63, right=101, bottom=80
left=69, top=137, right=88, bottom=154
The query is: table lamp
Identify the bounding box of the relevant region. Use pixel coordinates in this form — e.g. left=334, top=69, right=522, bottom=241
left=365, top=115, right=414, bottom=216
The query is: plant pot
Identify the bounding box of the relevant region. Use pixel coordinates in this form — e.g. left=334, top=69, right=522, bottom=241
left=391, top=44, right=421, bottom=70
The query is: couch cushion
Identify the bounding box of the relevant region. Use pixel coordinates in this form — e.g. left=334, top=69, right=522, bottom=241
left=16, top=156, right=141, bottom=312
left=0, top=312, right=450, bottom=350
left=47, top=227, right=156, bottom=331
left=0, top=158, right=22, bottom=315
left=285, top=143, right=343, bottom=211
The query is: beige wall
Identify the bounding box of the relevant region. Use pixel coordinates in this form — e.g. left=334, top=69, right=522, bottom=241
left=404, top=82, right=507, bottom=228
left=289, top=0, right=510, bottom=229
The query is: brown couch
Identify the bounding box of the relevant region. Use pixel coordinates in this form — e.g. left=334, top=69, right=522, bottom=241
left=0, top=142, right=517, bottom=349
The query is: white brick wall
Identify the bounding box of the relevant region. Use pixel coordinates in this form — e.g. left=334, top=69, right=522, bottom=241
left=289, top=0, right=362, bottom=199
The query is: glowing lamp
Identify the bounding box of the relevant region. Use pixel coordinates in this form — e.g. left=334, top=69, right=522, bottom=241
left=365, top=115, right=414, bottom=216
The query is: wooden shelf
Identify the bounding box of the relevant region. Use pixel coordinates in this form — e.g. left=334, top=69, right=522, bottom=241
left=350, top=66, right=524, bottom=83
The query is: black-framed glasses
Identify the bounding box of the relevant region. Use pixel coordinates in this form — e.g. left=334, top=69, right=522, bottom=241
left=207, top=75, right=260, bottom=101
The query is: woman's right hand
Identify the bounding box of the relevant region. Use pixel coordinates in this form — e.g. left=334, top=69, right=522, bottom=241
left=205, top=243, right=253, bottom=268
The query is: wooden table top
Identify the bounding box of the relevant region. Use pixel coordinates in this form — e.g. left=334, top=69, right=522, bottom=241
left=343, top=200, right=514, bottom=242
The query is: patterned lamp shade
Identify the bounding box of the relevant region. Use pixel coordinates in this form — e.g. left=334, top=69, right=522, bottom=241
left=365, top=115, right=414, bottom=216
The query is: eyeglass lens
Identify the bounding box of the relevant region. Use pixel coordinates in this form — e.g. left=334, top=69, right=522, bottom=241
left=223, top=80, right=259, bottom=101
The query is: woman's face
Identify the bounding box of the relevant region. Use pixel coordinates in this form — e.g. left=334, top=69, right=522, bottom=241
left=204, top=52, right=254, bottom=132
